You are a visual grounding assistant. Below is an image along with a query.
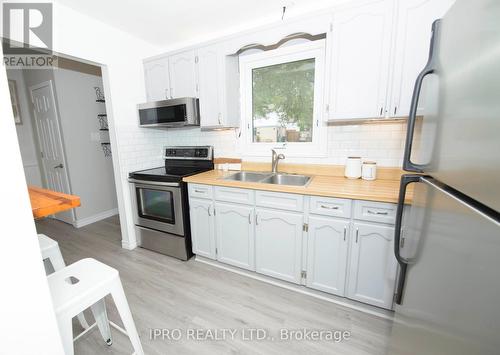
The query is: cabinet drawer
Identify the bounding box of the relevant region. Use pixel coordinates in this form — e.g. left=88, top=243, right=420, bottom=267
left=309, top=196, right=351, bottom=218
left=353, top=200, right=396, bottom=224
left=214, top=186, right=255, bottom=205
left=256, top=191, right=304, bottom=212
left=188, top=184, right=213, bottom=199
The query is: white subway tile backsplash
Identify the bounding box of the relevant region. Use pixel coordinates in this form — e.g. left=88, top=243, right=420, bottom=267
left=116, top=121, right=411, bottom=177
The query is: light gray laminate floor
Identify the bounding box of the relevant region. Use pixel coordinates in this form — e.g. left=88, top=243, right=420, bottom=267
left=36, top=216, right=394, bottom=355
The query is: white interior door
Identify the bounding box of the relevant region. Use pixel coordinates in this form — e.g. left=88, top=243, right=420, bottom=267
left=30, top=81, right=74, bottom=224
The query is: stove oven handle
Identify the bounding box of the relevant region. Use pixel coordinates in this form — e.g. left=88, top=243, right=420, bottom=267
left=128, top=178, right=180, bottom=187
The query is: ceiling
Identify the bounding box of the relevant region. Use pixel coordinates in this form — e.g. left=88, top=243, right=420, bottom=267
left=54, top=0, right=350, bottom=49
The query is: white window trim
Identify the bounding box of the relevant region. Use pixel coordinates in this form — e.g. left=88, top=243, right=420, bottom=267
left=239, top=40, right=327, bottom=158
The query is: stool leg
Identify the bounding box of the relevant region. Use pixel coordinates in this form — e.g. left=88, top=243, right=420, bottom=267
left=90, top=299, right=113, bottom=346
left=46, top=247, right=90, bottom=330
left=111, top=280, right=144, bottom=355
left=58, top=317, right=74, bottom=355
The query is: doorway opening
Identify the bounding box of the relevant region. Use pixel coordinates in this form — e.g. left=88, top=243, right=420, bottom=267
left=4, top=42, right=118, bottom=228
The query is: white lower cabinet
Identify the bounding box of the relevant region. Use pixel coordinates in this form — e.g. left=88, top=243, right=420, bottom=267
left=188, top=184, right=398, bottom=310
left=346, top=222, right=397, bottom=309
left=255, top=208, right=303, bottom=284
left=189, top=198, right=216, bottom=260
left=306, top=216, right=349, bottom=296
left=214, top=202, right=255, bottom=270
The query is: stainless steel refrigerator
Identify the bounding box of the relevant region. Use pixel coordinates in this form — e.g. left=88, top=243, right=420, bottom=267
left=389, top=0, right=500, bottom=354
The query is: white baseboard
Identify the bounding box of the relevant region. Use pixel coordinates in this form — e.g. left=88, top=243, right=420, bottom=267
left=121, top=239, right=137, bottom=250
left=195, top=256, right=394, bottom=320
left=73, top=208, right=118, bottom=228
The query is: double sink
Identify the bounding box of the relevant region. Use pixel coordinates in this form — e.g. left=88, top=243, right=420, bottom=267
left=222, top=171, right=312, bottom=187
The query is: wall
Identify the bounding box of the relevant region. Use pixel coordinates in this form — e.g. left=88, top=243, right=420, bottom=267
left=52, top=68, right=118, bottom=225
left=6, top=69, right=43, bottom=185
left=0, top=47, right=64, bottom=355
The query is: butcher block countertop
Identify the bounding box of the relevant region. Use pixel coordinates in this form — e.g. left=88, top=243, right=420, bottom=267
left=183, top=163, right=412, bottom=204
left=28, top=186, right=81, bottom=219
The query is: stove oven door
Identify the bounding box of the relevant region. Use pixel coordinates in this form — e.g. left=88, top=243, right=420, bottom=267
left=129, top=179, right=184, bottom=236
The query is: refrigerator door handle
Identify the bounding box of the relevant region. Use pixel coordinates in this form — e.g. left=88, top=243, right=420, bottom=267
left=403, top=19, right=441, bottom=173
left=394, top=174, right=423, bottom=305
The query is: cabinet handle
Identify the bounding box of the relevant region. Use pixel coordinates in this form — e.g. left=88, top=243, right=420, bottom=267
left=379, top=107, right=384, bottom=116
left=218, top=113, right=222, bottom=125
left=394, top=106, right=398, bottom=116
left=165, top=88, right=169, bottom=99
left=194, top=189, right=204, bottom=193
left=170, top=87, right=174, bottom=99
left=343, top=226, right=347, bottom=241
left=255, top=213, right=259, bottom=225
left=248, top=213, right=251, bottom=224
left=207, top=205, right=211, bottom=216
left=367, top=210, right=389, bottom=215
left=320, top=204, right=339, bottom=210
left=355, top=228, right=359, bottom=243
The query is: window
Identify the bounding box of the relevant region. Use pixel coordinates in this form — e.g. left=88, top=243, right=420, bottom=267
left=239, top=40, right=326, bottom=157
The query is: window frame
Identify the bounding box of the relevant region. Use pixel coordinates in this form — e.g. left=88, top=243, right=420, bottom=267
left=239, top=40, right=327, bottom=158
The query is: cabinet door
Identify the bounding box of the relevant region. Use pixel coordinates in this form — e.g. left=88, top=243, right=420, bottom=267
left=347, top=222, right=398, bottom=309
left=389, top=0, right=455, bottom=117
left=168, top=50, right=198, bottom=98
left=197, top=44, right=224, bottom=127
left=189, top=198, right=216, bottom=259
left=144, top=58, right=170, bottom=101
left=255, top=208, right=303, bottom=284
left=328, top=0, right=393, bottom=120
left=214, top=202, right=255, bottom=270
left=306, top=216, right=349, bottom=296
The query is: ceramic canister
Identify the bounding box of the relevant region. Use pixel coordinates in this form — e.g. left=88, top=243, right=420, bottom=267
left=362, top=161, right=377, bottom=181
left=344, top=157, right=362, bottom=179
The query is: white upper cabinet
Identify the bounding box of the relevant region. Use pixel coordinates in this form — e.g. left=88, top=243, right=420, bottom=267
left=168, top=50, right=198, bottom=98
left=144, top=57, right=170, bottom=101
left=346, top=221, right=398, bottom=309
left=306, top=216, right=349, bottom=296
left=389, top=0, right=455, bottom=117
left=197, top=44, right=224, bottom=127
left=327, top=0, right=394, bottom=120
left=214, top=202, right=255, bottom=271
left=197, top=43, right=240, bottom=128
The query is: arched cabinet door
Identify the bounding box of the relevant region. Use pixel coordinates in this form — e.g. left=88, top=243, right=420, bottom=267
left=214, top=202, right=255, bottom=271
left=144, top=58, right=170, bottom=101
left=189, top=198, right=216, bottom=260
left=255, top=208, right=303, bottom=284
left=306, top=216, right=349, bottom=297
left=347, top=222, right=398, bottom=309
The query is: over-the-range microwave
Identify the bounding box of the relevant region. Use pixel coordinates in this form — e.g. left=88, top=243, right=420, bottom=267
left=137, top=97, right=200, bottom=128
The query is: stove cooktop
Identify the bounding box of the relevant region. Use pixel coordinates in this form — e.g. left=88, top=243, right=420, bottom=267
left=128, top=166, right=210, bottom=183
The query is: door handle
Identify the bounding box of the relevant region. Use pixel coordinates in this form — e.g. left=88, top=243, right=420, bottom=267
left=53, top=163, right=64, bottom=169
left=394, top=174, right=423, bottom=305
left=403, top=19, right=440, bottom=173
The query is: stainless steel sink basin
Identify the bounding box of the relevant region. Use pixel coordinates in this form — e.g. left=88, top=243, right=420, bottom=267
left=223, top=171, right=272, bottom=182
left=260, top=173, right=312, bottom=186
left=223, top=171, right=311, bottom=186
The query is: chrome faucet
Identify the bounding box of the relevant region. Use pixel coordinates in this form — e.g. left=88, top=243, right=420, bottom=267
left=271, top=149, right=285, bottom=173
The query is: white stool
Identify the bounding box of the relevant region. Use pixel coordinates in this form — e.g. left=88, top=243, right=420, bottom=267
left=47, top=258, right=144, bottom=355
left=38, top=234, right=89, bottom=330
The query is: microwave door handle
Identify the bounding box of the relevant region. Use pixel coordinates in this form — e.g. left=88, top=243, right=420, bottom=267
left=403, top=19, right=440, bottom=173
left=394, top=174, right=422, bottom=305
